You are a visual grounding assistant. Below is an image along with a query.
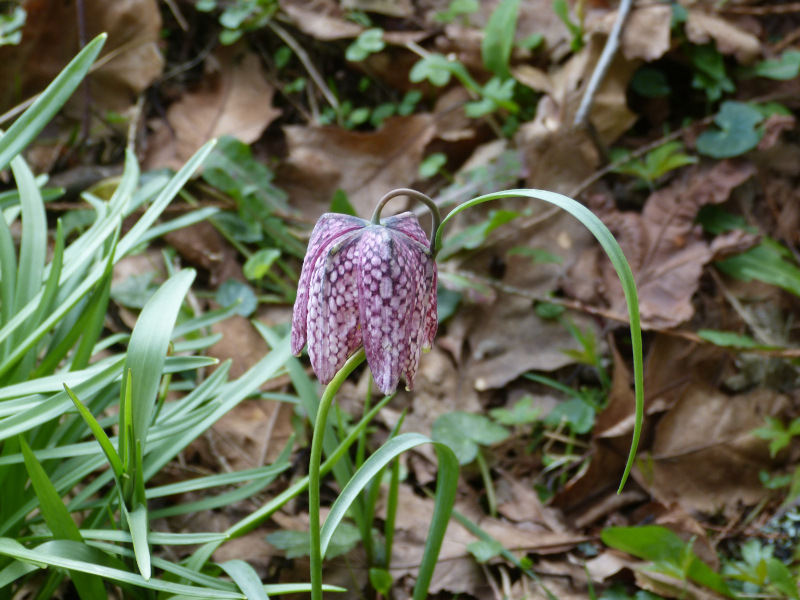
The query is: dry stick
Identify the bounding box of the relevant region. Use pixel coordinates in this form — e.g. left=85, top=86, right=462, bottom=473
left=773, top=25, right=800, bottom=52
left=707, top=267, right=780, bottom=347
left=163, top=0, right=189, bottom=31
left=573, top=0, right=633, bottom=129
left=267, top=21, right=340, bottom=117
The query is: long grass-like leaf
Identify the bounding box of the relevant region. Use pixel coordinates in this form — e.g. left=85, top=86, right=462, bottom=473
left=0, top=539, right=244, bottom=599
left=434, top=189, right=643, bottom=492
left=19, top=437, right=107, bottom=599
left=64, top=384, right=124, bottom=484
left=220, top=560, right=270, bottom=600
left=116, top=141, right=216, bottom=257
left=0, top=35, right=106, bottom=171
left=10, top=155, right=46, bottom=343
left=320, top=433, right=458, bottom=600
left=0, top=204, right=17, bottom=359
left=122, top=268, right=195, bottom=457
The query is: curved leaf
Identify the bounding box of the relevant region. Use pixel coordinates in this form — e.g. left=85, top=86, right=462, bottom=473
left=320, top=433, right=458, bottom=600
left=435, top=189, right=643, bottom=492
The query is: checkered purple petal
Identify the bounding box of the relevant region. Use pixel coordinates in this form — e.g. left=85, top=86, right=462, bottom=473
left=382, top=212, right=430, bottom=247
left=306, top=231, right=364, bottom=384
left=291, top=213, right=367, bottom=356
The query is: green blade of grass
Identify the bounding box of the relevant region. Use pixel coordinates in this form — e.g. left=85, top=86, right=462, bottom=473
left=219, top=560, right=269, bottom=600
left=63, top=383, right=124, bottom=484
left=19, top=437, right=107, bottom=600
left=0, top=559, right=39, bottom=588
left=88, top=540, right=346, bottom=597
left=319, top=433, right=459, bottom=600
left=0, top=538, right=245, bottom=599
left=185, top=391, right=398, bottom=573
left=116, top=141, right=216, bottom=258
left=122, top=268, right=195, bottom=458
left=0, top=203, right=17, bottom=359
left=435, top=189, right=643, bottom=492
left=79, top=531, right=228, bottom=545
left=0, top=34, right=106, bottom=171
left=10, top=155, right=46, bottom=338
left=125, top=502, right=151, bottom=580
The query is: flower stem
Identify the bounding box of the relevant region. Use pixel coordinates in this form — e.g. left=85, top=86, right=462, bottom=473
left=309, top=349, right=366, bottom=600
left=370, top=188, right=442, bottom=257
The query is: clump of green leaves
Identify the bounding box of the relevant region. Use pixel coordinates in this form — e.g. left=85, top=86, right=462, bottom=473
left=552, top=0, right=583, bottom=51
left=688, top=42, right=735, bottom=103
left=0, top=5, right=25, bottom=46
left=346, top=28, right=385, bottom=61
left=723, top=540, right=799, bottom=599
left=196, top=0, right=279, bottom=45
left=435, top=0, right=479, bottom=23
left=602, top=526, right=734, bottom=597
left=611, top=141, right=697, bottom=188
left=432, top=411, right=509, bottom=516
left=752, top=416, right=800, bottom=458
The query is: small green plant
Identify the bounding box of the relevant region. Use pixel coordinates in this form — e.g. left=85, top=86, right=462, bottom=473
left=432, top=411, right=510, bottom=516
left=745, top=50, right=800, bottom=81
left=345, top=27, right=385, bottom=61
left=196, top=0, right=279, bottom=45
left=418, top=152, right=448, bottom=179
left=752, top=416, right=800, bottom=458
left=696, top=101, right=765, bottom=158
left=687, top=42, right=735, bottom=103
left=723, top=540, right=799, bottom=599
left=435, top=0, right=479, bottom=23
left=715, top=238, right=800, bottom=298
left=611, top=141, right=697, bottom=189
left=602, top=526, right=734, bottom=597
left=0, top=4, right=25, bottom=46
left=552, top=0, right=584, bottom=51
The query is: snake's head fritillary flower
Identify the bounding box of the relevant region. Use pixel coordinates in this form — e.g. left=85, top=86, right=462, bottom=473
left=291, top=211, right=437, bottom=395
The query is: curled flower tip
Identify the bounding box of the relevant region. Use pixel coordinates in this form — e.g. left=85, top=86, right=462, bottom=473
left=291, top=208, right=438, bottom=395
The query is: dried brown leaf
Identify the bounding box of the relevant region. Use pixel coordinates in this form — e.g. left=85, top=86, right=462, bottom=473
left=569, top=161, right=757, bottom=329
left=0, top=0, right=163, bottom=114
left=277, top=115, right=435, bottom=218
left=280, top=0, right=362, bottom=40
left=444, top=211, right=599, bottom=391
left=642, top=383, right=791, bottom=515
left=591, top=5, right=672, bottom=62
left=146, top=48, right=281, bottom=170
left=515, top=35, right=638, bottom=193
left=685, top=10, right=761, bottom=64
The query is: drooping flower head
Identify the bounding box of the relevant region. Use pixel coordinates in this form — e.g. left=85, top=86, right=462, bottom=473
left=291, top=192, right=439, bottom=395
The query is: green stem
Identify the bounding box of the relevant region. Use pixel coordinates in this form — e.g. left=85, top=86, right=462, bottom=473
left=475, top=448, right=498, bottom=518
left=309, top=350, right=366, bottom=600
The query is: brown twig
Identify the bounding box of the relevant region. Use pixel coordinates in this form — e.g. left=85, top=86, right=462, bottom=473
left=721, top=2, right=800, bottom=14
left=267, top=21, right=340, bottom=118
left=454, top=269, right=800, bottom=358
